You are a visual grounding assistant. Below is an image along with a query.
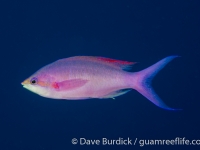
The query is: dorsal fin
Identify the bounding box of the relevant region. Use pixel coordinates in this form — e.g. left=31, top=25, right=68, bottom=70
left=66, top=56, right=136, bottom=70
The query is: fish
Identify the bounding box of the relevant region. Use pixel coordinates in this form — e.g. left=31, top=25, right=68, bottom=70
left=21, top=56, right=179, bottom=110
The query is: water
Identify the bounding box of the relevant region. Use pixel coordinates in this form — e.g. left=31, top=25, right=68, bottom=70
left=0, top=0, right=200, bottom=150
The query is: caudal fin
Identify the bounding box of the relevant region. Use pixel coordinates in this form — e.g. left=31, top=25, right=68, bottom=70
left=132, top=56, right=180, bottom=110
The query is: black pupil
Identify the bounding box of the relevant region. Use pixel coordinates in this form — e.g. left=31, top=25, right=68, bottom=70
left=31, top=79, right=36, bottom=84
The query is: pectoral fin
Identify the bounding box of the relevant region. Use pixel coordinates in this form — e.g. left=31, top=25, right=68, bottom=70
left=52, top=79, right=88, bottom=91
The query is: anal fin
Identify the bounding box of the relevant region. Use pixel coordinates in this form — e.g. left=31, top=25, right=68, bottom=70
left=100, top=89, right=131, bottom=99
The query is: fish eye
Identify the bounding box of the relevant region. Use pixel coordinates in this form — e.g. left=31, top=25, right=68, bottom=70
left=30, top=77, right=37, bottom=85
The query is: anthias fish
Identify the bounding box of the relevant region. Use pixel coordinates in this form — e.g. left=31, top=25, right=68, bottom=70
left=22, top=56, right=179, bottom=110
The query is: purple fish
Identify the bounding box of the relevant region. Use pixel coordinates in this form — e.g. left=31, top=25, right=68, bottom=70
left=21, top=56, right=179, bottom=110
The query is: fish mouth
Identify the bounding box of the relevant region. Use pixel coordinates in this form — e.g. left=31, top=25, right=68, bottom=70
left=21, top=80, right=30, bottom=91
left=21, top=79, right=29, bottom=86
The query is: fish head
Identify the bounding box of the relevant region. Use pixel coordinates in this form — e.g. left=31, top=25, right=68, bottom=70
left=21, top=72, right=55, bottom=97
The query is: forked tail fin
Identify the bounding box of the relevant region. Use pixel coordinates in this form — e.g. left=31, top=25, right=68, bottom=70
left=132, top=56, right=180, bottom=110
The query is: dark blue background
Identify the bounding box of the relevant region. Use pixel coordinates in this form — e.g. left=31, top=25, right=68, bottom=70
left=0, top=0, right=200, bottom=150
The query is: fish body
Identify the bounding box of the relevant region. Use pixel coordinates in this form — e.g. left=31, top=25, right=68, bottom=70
left=22, top=56, right=179, bottom=110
